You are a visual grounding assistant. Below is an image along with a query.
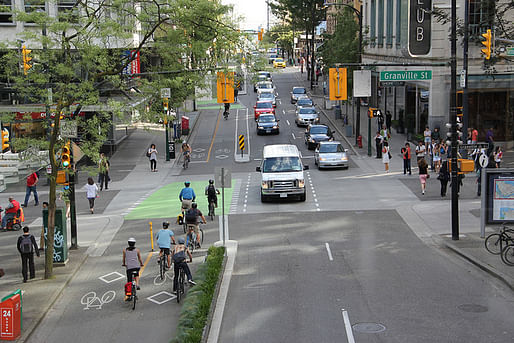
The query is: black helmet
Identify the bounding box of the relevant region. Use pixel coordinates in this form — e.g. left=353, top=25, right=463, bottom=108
left=209, top=179, right=214, bottom=185
left=178, top=237, right=185, bottom=244
left=191, top=202, right=198, bottom=209
left=184, top=181, right=191, bottom=186
left=162, top=221, right=169, bottom=228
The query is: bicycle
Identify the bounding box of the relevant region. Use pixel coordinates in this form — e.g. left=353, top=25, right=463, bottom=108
left=484, top=223, right=514, bottom=255
left=208, top=200, right=215, bottom=221
left=158, top=251, right=168, bottom=280
left=176, top=263, right=187, bottom=303
left=183, top=152, right=190, bottom=169
left=125, top=270, right=139, bottom=310
left=501, top=244, right=514, bottom=266
left=186, top=223, right=204, bottom=253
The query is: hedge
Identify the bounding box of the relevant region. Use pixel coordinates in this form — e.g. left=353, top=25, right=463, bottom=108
left=171, top=246, right=226, bottom=343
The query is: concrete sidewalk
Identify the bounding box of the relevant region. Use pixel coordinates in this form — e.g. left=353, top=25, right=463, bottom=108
left=0, top=110, right=203, bottom=342
left=294, top=66, right=514, bottom=290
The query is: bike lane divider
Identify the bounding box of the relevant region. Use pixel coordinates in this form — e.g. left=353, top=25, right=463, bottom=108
left=305, top=170, right=320, bottom=212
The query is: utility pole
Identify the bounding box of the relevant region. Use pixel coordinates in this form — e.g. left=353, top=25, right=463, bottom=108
left=450, top=0, right=459, bottom=240
left=462, top=0, right=469, bottom=144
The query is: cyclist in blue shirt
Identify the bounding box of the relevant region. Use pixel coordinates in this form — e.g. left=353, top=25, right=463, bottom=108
left=156, top=222, right=176, bottom=269
left=179, top=181, right=196, bottom=210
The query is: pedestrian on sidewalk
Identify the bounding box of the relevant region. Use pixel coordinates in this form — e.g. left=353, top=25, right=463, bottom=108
left=424, top=126, right=432, bottom=151
left=85, top=177, right=99, bottom=214
left=17, top=226, right=39, bottom=283
left=433, top=143, right=442, bottom=173
left=300, top=57, right=304, bottom=73
left=380, top=124, right=390, bottom=143
left=432, top=127, right=441, bottom=144
left=401, top=143, right=412, bottom=175
left=486, top=127, right=494, bottom=156
left=22, top=170, right=39, bottom=207
left=148, top=144, right=158, bottom=172
left=418, top=158, right=429, bottom=195
left=494, top=146, right=503, bottom=168
left=375, top=131, right=383, bottom=158
left=438, top=160, right=450, bottom=197
left=415, top=141, right=426, bottom=162
left=382, top=142, right=390, bottom=172
left=385, top=111, right=392, bottom=132
left=471, top=127, right=478, bottom=144
left=98, top=153, right=110, bottom=191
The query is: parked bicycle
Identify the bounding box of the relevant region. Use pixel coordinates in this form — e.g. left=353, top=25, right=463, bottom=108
left=484, top=223, right=514, bottom=255
left=501, top=244, right=514, bottom=266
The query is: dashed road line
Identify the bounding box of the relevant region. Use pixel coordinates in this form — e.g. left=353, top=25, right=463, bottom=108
left=292, top=132, right=296, bottom=139
left=286, top=119, right=290, bottom=125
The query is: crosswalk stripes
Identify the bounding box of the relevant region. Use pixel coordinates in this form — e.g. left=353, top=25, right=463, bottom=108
left=229, top=178, right=241, bottom=214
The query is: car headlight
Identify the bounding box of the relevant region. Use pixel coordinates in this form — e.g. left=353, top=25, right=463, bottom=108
left=319, top=157, right=326, bottom=161
left=298, top=179, right=305, bottom=188
left=261, top=181, right=269, bottom=189
left=258, top=126, right=264, bottom=129
left=308, top=137, right=315, bottom=142
left=273, top=125, right=278, bottom=129
left=341, top=156, right=348, bottom=161
left=315, top=118, right=320, bottom=122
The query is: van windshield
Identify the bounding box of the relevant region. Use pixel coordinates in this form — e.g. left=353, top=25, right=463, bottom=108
left=262, top=157, right=302, bottom=173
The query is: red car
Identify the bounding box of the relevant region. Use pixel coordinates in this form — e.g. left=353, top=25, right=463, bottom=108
left=254, top=101, right=275, bottom=120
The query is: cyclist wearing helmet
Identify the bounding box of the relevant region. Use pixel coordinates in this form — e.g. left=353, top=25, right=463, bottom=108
left=122, top=238, right=144, bottom=292
left=205, top=179, right=220, bottom=213
left=172, top=236, right=196, bottom=292
left=179, top=181, right=196, bottom=210
left=156, top=222, right=176, bottom=269
left=185, top=202, right=206, bottom=247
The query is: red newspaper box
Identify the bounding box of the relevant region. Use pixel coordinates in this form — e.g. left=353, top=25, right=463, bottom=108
left=1, top=293, right=21, bottom=340
left=181, top=116, right=190, bottom=135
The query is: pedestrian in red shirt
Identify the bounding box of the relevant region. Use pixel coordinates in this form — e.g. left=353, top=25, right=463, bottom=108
left=401, top=143, right=412, bottom=175
left=22, top=171, right=39, bottom=207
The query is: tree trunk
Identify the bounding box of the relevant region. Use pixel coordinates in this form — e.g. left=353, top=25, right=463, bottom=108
left=305, top=26, right=310, bottom=80
left=310, top=9, right=316, bottom=90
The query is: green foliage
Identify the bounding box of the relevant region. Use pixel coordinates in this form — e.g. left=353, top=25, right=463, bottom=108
left=320, top=8, right=360, bottom=67
left=171, top=246, right=226, bottom=343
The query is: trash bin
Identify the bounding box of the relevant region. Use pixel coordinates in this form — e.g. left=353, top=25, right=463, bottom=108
left=335, top=105, right=342, bottom=119
left=345, top=125, right=353, bottom=137
left=0, top=290, right=22, bottom=340
left=325, top=99, right=333, bottom=110
left=181, top=116, right=190, bottom=136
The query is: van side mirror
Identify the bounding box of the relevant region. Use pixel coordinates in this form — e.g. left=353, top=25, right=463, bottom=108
left=303, top=165, right=309, bottom=170
left=332, top=130, right=336, bottom=134
left=256, top=166, right=261, bottom=172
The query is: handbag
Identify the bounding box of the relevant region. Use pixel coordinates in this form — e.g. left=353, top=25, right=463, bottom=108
left=426, top=174, right=430, bottom=179
left=146, top=150, right=151, bottom=158
left=388, top=152, right=392, bottom=159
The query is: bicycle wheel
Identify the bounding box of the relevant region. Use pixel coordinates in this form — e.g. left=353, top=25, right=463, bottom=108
left=199, top=228, right=204, bottom=245
left=209, top=202, right=215, bottom=221
left=187, top=233, right=195, bottom=253
left=501, top=245, right=514, bottom=266
left=132, top=283, right=137, bottom=310
left=177, top=270, right=184, bottom=303
left=485, top=233, right=503, bottom=255
left=160, top=255, right=166, bottom=280
left=12, top=223, right=21, bottom=231
left=183, top=215, right=187, bottom=234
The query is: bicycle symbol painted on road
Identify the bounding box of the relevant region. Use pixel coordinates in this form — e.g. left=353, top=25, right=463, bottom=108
left=153, top=271, right=173, bottom=286
left=81, top=290, right=116, bottom=310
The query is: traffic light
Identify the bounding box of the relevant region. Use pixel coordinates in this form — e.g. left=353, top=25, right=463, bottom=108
left=1, top=129, right=9, bottom=152
left=22, top=45, right=32, bottom=75
left=446, top=121, right=463, bottom=146
left=456, top=90, right=463, bottom=117
left=163, top=98, right=169, bottom=113
left=61, top=142, right=71, bottom=168
left=258, top=28, right=263, bottom=41
left=328, top=68, right=347, bottom=101
left=480, top=29, right=492, bottom=60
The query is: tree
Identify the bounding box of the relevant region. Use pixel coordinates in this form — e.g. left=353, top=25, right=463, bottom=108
left=320, top=8, right=360, bottom=67
left=0, top=0, right=239, bottom=278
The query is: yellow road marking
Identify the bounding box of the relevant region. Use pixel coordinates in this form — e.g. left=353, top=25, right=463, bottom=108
left=206, top=109, right=222, bottom=162
left=139, top=251, right=155, bottom=277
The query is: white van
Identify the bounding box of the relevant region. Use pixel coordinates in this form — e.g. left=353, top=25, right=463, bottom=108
left=256, top=144, right=309, bottom=202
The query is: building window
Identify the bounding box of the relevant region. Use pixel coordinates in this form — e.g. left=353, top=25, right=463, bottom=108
left=377, top=0, right=384, bottom=47
left=370, top=0, right=376, bottom=47
left=57, top=0, right=79, bottom=23
left=469, top=0, right=495, bottom=37
left=396, top=0, right=401, bottom=47
left=386, top=0, right=393, bottom=47
left=0, top=0, right=13, bottom=23
left=24, top=0, right=45, bottom=14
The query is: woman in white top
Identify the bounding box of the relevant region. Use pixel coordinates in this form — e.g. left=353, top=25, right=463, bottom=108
left=85, top=177, right=99, bottom=214
left=382, top=141, right=390, bottom=172
left=148, top=144, right=158, bottom=172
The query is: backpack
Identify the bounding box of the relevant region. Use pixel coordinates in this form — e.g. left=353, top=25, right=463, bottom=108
left=185, top=208, right=197, bottom=224
left=207, top=185, right=217, bottom=198
left=173, top=249, right=186, bottom=263
left=20, top=235, right=32, bottom=253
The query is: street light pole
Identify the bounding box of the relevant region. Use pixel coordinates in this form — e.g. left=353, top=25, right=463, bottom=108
left=450, top=0, right=459, bottom=240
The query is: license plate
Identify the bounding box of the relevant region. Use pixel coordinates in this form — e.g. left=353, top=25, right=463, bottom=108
left=280, top=193, right=287, bottom=198
left=266, top=129, right=271, bottom=133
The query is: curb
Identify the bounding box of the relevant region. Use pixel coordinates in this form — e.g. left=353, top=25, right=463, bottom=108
left=442, top=240, right=514, bottom=292
left=20, top=251, right=89, bottom=343
left=318, top=107, right=360, bottom=157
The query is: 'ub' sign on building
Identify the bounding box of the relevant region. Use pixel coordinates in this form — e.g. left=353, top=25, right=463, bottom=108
left=408, top=0, right=432, bottom=56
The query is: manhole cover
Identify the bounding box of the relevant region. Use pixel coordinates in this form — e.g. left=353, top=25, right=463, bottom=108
left=458, top=304, right=488, bottom=313
left=352, top=323, right=386, bottom=333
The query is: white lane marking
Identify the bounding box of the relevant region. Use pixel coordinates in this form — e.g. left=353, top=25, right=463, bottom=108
left=282, top=109, right=285, bottom=115
left=325, top=243, right=334, bottom=261
left=286, top=119, right=290, bottom=126
left=234, top=108, right=239, bottom=157
left=341, top=309, right=356, bottom=343
left=245, top=107, right=251, bottom=157
left=292, top=132, right=296, bottom=139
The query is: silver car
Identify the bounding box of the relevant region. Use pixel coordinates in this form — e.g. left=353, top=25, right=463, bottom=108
left=314, top=141, right=349, bottom=169
left=295, top=97, right=314, bottom=111
left=258, top=91, right=277, bottom=106
left=295, top=107, right=320, bottom=127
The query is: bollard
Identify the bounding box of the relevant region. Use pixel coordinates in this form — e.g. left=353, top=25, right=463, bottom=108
left=149, top=222, right=154, bottom=251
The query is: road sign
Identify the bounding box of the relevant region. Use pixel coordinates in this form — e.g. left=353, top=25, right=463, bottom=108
left=459, top=143, right=489, bottom=149
left=380, top=81, right=405, bottom=87
left=507, top=47, right=514, bottom=56
left=215, top=167, right=231, bottom=188
left=380, top=70, right=432, bottom=81
left=168, top=141, right=175, bottom=159
left=328, top=68, right=347, bottom=100
left=238, top=135, right=245, bottom=151
left=460, top=69, right=466, bottom=88
left=353, top=70, right=371, bottom=97
left=160, top=88, right=170, bottom=98
left=216, top=72, right=235, bottom=104
left=479, top=154, right=489, bottom=168
left=60, top=120, right=77, bottom=138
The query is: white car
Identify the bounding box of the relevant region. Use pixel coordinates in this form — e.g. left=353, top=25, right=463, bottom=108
left=295, top=107, right=319, bottom=127
left=258, top=91, right=277, bottom=106
left=256, top=81, right=275, bottom=96
left=314, top=141, right=349, bottom=169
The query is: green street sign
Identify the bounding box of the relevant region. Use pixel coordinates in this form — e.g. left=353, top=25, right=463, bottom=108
left=507, top=47, right=514, bottom=56
left=380, top=70, right=432, bottom=81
